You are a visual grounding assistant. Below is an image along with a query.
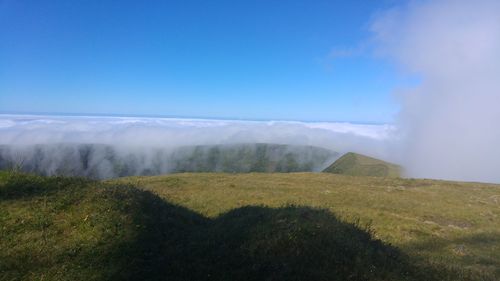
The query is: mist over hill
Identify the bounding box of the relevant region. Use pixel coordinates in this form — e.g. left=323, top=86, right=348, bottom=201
left=0, top=114, right=394, bottom=180
left=0, top=143, right=338, bottom=179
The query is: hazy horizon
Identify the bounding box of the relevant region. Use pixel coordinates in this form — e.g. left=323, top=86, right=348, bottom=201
left=0, top=112, right=393, bottom=125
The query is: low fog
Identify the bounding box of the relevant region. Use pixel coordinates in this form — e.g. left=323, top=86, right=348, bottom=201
left=371, top=0, right=500, bottom=183
left=0, top=115, right=394, bottom=179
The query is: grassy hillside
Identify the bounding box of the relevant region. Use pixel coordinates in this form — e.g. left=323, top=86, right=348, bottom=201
left=0, top=171, right=207, bottom=280
left=0, top=143, right=337, bottom=179
left=0, top=171, right=439, bottom=281
left=2, top=171, right=499, bottom=280
left=323, top=152, right=402, bottom=177
left=114, top=173, right=500, bottom=280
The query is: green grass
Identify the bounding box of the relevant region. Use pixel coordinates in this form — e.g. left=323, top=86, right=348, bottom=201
left=323, top=152, right=402, bottom=177
left=1, top=171, right=499, bottom=280
left=114, top=173, right=500, bottom=280
left=0, top=171, right=203, bottom=280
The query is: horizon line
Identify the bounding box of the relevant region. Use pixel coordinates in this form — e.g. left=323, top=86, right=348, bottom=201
left=0, top=111, right=391, bottom=126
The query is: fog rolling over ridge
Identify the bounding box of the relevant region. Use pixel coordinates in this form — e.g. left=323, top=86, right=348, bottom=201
left=0, top=115, right=391, bottom=179
left=0, top=143, right=337, bottom=179
left=371, top=0, right=500, bottom=183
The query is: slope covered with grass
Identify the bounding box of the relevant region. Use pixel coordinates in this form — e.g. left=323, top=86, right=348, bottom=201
left=1, top=171, right=486, bottom=281
left=115, top=173, right=500, bottom=280
left=0, top=171, right=206, bottom=281
left=323, top=152, right=402, bottom=177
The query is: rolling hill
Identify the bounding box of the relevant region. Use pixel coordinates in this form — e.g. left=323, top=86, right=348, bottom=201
left=323, top=152, right=402, bottom=177
left=0, top=143, right=337, bottom=179
left=169, top=143, right=337, bottom=173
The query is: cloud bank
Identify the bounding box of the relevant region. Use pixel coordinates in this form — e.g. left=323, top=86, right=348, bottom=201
left=371, top=0, right=500, bottom=183
left=0, top=114, right=396, bottom=178
left=0, top=114, right=394, bottom=150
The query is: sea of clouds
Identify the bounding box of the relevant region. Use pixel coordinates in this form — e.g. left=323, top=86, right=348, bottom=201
left=0, top=114, right=400, bottom=179
left=0, top=114, right=396, bottom=160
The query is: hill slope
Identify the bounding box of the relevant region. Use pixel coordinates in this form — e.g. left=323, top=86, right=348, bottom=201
left=0, top=171, right=442, bottom=281
left=323, top=152, right=402, bottom=177
left=0, top=143, right=337, bottom=179
left=2, top=172, right=499, bottom=280
left=170, top=143, right=337, bottom=173
left=0, top=171, right=206, bottom=280
left=115, top=173, right=500, bottom=280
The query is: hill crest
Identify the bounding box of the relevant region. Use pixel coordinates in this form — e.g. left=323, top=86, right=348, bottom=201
left=322, top=152, right=401, bottom=177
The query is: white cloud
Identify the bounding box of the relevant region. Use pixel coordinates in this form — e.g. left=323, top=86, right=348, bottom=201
left=371, top=0, right=500, bottom=183
left=0, top=114, right=395, bottom=161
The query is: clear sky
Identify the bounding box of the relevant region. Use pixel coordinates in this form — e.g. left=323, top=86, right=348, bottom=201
left=0, top=0, right=412, bottom=123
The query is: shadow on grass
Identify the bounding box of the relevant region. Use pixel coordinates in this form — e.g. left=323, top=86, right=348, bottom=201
left=111, top=189, right=461, bottom=281
left=1, top=172, right=489, bottom=281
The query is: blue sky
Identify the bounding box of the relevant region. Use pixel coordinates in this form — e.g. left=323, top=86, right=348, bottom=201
left=0, top=0, right=412, bottom=123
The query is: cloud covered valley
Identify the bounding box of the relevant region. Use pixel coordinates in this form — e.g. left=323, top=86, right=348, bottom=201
left=0, top=114, right=395, bottom=179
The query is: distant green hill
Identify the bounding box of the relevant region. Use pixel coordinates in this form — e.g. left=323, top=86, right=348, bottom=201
left=0, top=143, right=337, bottom=179
left=170, top=143, right=337, bottom=173
left=323, top=152, right=401, bottom=177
